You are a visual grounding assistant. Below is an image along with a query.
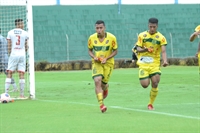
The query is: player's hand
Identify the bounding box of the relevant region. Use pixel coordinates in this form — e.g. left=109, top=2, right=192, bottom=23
left=101, top=58, right=107, bottom=64
left=162, top=61, right=168, bottom=67
left=195, top=53, right=198, bottom=57
left=93, top=57, right=99, bottom=61
left=195, top=52, right=200, bottom=57
left=144, top=47, right=153, bottom=53
left=194, top=30, right=200, bottom=36
left=98, top=57, right=107, bottom=64
left=147, top=48, right=154, bottom=53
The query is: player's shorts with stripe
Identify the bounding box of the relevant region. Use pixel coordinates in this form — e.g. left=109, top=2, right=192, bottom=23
left=7, top=55, right=26, bottom=72
left=92, top=62, right=113, bottom=84
left=139, top=65, right=161, bottom=80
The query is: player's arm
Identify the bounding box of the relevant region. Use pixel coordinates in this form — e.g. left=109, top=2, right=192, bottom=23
left=88, top=38, right=98, bottom=61
left=101, top=49, right=117, bottom=64
left=106, top=49, right=118, bottom=60
left=189, top=30, right=200, bottom=42
left=161, top=36, right=168, bottom=67
left=161, top=45, right=168, bottom=67
left=88, top=48, right=98, bottom=61
left=7, top=39, right=12, bottom=55
left=136, top=34, right=148, bottom=52
left=137, top=46, right=148, bottom=52
left=196, top=42, right=200, bottom=57
left=198, top=42, right=200, bottom=53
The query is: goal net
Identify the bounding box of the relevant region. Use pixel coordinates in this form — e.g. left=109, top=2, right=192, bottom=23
left=0, top=0, right=35, bottom=100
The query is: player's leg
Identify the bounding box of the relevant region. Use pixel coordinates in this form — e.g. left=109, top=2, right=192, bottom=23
left=11, top=78, right=18, bottom=91
left=4, top=63, right=17, bottom=91
left=198, top=52, right=200, bottom=75
left=101, top=63, right=113, bottom=99
left=92, top=62, right=106, bottom=112
left=5, top=70, right=12, bottom=93
left=19, top=72, right=25, bottom=97
left=138, top=66, right=150, bottom=88
left=148, top=66, right=161, bottom=110
left=18, top=56, right=26, bottom=97
left=5, top=56, right=17, bottom=93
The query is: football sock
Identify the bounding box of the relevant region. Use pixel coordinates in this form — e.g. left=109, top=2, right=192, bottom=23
left=97, top=93, right=103, bottom=106
left=149, top=88, right=158, bottom=105
left=19, top=79, right=25, bottom=96
left=5, top=78, right=11, bottom=93
left=11, top=78, right=17, bottom=90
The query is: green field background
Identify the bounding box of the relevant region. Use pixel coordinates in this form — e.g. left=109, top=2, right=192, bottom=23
left=0, top=66, right=199, bottom=133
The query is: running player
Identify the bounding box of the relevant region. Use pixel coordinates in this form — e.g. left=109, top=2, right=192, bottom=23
left=136, top=18, right=168, bottom=110
left=88, top=20, right=118, bottom=113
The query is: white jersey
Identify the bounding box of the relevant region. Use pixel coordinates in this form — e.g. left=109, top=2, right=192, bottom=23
left=7, top=28, right=28, bottom=56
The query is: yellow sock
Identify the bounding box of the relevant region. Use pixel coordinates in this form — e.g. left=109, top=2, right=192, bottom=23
left=149, top=88, right=158, bottom=105
left=97, top=93, right=103, bottom=106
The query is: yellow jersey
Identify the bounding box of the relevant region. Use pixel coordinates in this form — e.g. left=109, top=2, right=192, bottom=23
left=136, top=31, right=167, bottom=66
left=88, top=32, right=118, bottom=65
left=195, top=25, right=200, bottom=32
left=195, top=25, right=200, bottom=42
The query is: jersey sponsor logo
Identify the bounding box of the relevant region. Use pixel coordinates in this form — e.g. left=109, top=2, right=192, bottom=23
left=14, top=30, right=22, bottom=34
left=143, top=38, right=161, bottom=45
left=139, top=56, right=154, bottom=63
left=93, top=46, right=110, bottom=51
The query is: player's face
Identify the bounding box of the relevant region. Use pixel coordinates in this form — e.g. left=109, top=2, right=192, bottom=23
left=17, top=21, right=24, bottom=29
left=95, top=23, right=105, bottom=37
left=148, top=23, right=158, bottom=34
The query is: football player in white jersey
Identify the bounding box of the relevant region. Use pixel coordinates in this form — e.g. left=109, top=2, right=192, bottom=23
left=0, top=28, right=17, bottom=91
left=5, top=19, right=29, bottom=97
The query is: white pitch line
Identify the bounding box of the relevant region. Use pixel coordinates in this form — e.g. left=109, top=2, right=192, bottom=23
left=110, top=106, right=200, bottom=120
left=38, top=100, right=200, bottom=120
left=69, top=101, right=200, bottom=120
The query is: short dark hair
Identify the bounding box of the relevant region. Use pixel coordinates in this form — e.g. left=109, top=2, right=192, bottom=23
left=148, top=18, right=158, bottom=24
left=15, top=19, right=23, bottom=26
left=95, top=20, right=105, bottom=26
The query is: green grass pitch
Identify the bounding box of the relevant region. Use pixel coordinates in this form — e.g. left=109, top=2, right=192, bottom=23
left=0, top=66, right=199, bottom=133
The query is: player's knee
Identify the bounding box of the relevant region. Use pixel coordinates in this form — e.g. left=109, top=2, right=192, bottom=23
left=141, top=84, right=149, bottom=88
left=140, top=80, right=150, bottom=88
left=152, top=81, right=159, bottom=88
left=94, top=76, right=102, bottom=84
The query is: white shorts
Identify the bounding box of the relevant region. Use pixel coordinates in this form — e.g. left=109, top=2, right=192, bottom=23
left=7, top=55, right=26, bottom=73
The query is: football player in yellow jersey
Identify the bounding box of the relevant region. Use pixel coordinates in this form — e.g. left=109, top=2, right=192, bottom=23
left=189, top=25, right=200, bottom=69
left=136, top=18, right=168, bottom=110
left=88, top=20, right=118, bottom=113
left=131, top=44, right=138, bottom=63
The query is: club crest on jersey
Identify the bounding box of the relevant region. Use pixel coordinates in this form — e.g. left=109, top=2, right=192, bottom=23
left=106, top=40, right=109, bottom=44
left=94, top=40, right=97, bottom=44
left=140, top=69, right=144, bottom=76
left=143, top=34, right=147, bottom=37
left=156, top=35, right=159, bottom=38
